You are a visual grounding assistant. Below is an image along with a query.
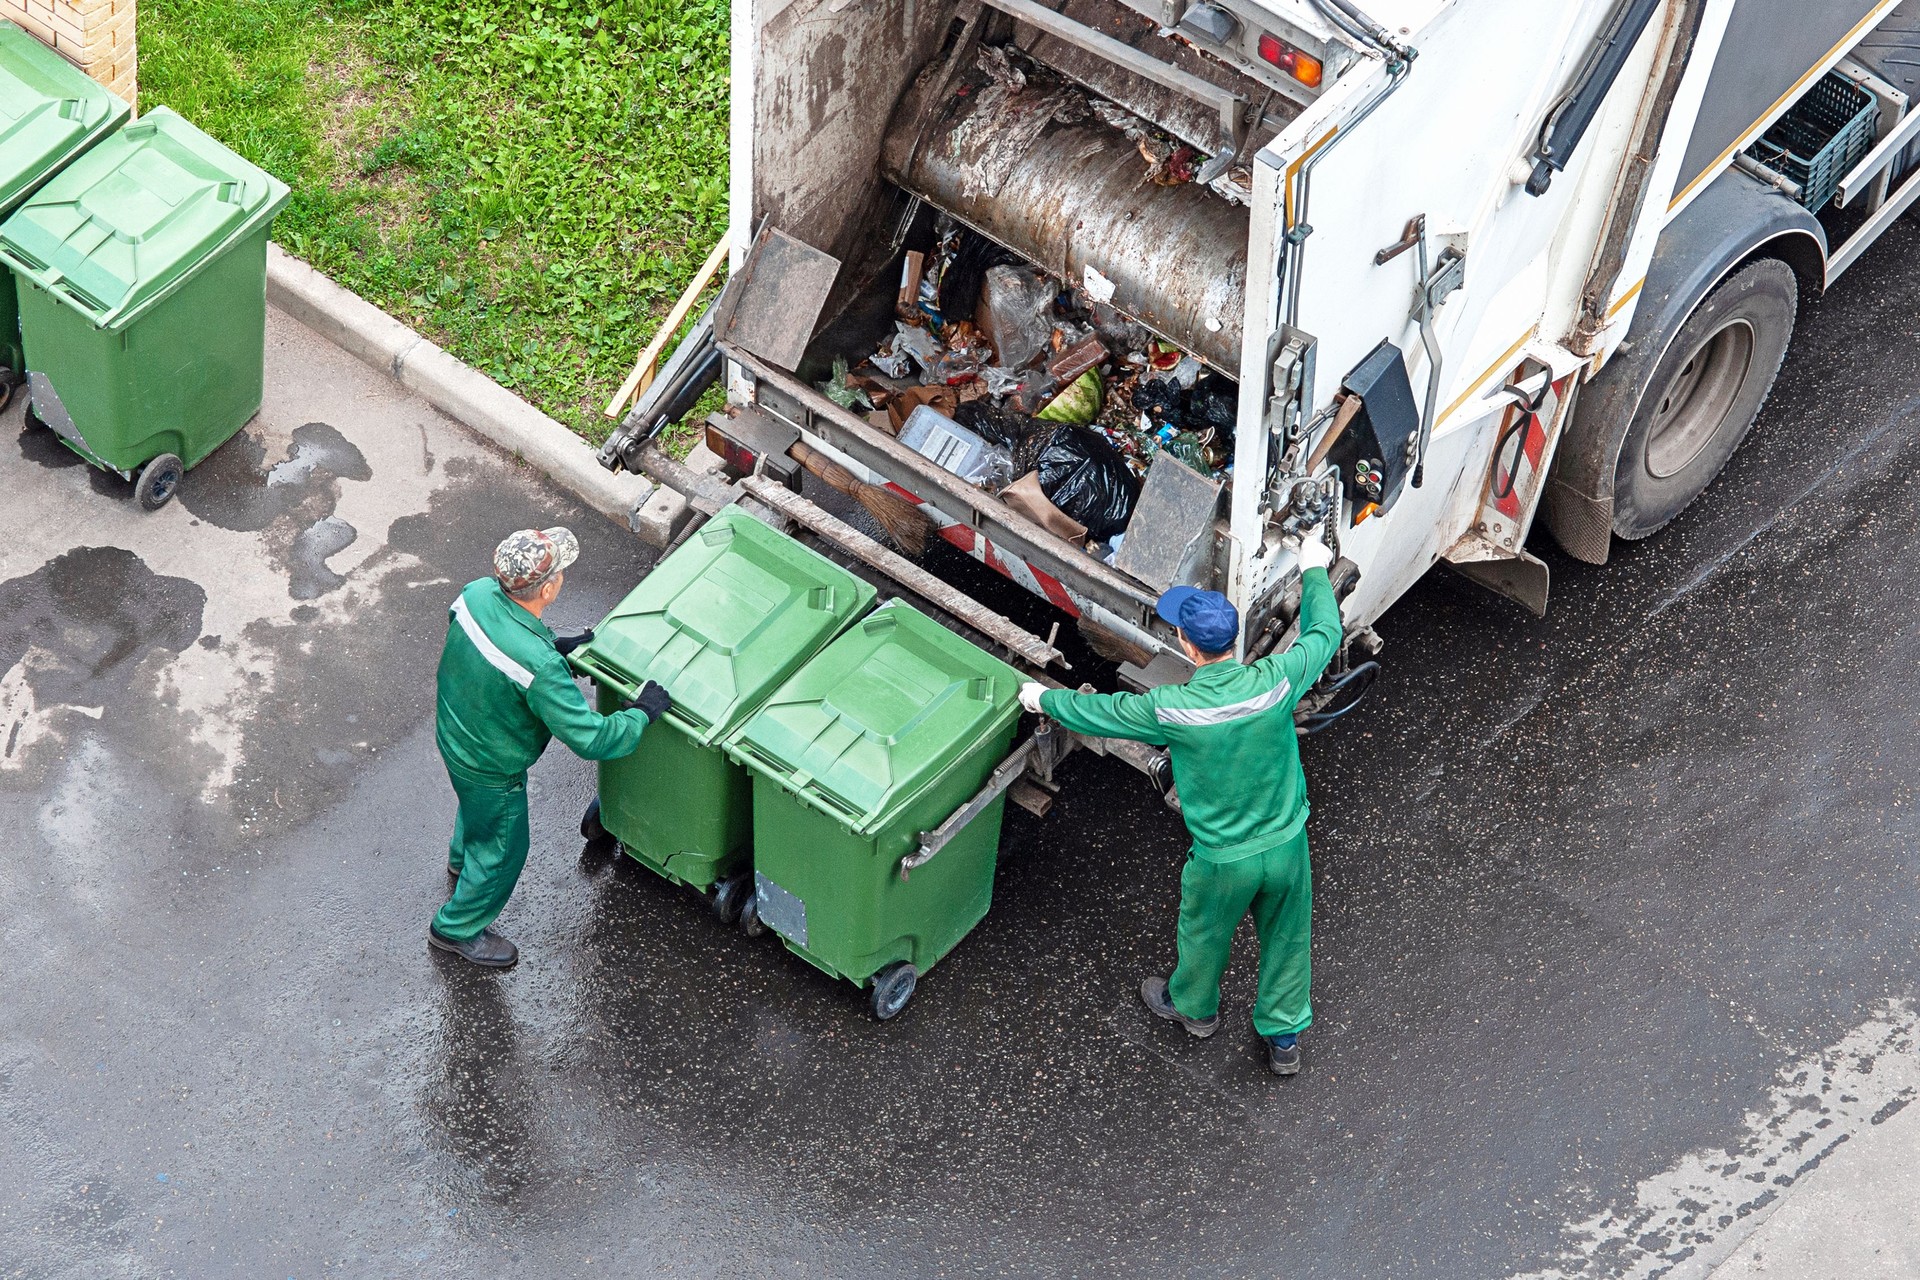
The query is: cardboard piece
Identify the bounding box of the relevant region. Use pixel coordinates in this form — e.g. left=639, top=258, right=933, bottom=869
left=1000, top=471, right=1087, bottom=542
left=886, top=384, right=961, bottom=433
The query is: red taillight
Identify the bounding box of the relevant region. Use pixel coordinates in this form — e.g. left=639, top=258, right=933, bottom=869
left=1258, top=33, right=1323, bottom=88
left=705, top=422, right=759, bottom=475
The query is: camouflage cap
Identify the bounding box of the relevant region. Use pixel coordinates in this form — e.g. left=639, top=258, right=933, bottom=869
left=493, top=526, right=580, bottom=592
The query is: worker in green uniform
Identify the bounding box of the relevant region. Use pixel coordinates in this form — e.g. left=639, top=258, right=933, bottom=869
left=430, top=526, right=671, bottom=968
left=1021, top=532, right=1340, bottom=1075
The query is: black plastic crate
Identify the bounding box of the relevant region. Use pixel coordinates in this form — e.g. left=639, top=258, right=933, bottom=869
left=1747, top=72, right=1879, bottom=211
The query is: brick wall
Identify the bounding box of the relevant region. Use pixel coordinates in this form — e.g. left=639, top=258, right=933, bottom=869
left=2, top=0, right=137, bottom=107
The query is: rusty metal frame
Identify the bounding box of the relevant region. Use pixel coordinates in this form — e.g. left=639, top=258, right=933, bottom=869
left=739, top=474, right=1066, bottom=667
left=979, top=0, right=1251, bottom=161
left=730, top=345, right=1164, bottom=630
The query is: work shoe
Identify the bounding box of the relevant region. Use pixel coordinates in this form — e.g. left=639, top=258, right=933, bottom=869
left=1139, top=976, right=1218, bottom=1038
left=428, top=926, right=518, bottom=968
left=447, top=862, right=460, bottom=882
left=1265, top=1035, right=1301, bottom=1077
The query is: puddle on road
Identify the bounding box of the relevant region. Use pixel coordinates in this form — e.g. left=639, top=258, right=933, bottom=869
left=0, top=549, right=209, bottom=855
left=15, top=419, right=125, bottom=497
left=289, top=516, right=359, bottom=601
left=180, top=422, right=371, bottom=533
left=169, top=421, right=372, bottom=602
left=0, top=546, right=205, bottom=713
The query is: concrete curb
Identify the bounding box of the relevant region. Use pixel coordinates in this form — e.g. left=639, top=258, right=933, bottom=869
left=265, top=244, right=653, bottom=529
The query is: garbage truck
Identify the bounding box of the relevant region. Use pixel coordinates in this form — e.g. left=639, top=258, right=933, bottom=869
left=601, top=0, right=1920, bottom=787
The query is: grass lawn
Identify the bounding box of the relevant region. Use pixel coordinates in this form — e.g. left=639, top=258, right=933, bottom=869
left=139, top=0, right=729, bottom=445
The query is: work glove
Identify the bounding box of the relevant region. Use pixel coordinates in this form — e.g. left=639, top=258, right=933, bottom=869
left=1018, top=682, right=1047, bottom=715
left=630, top=680, right=672, bottom=723
left=1295, top=533, right=1334, bottom=574
left=554, top=628, right=595, bottom=656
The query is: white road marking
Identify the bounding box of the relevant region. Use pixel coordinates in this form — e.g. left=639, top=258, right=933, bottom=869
left=1513, top=1001, right=1920, bottom=1280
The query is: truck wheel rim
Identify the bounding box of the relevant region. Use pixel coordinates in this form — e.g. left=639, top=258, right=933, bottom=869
left=1645, top=320, right=1754, bottom=479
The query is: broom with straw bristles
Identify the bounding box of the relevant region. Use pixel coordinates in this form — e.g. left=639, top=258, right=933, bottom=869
left=787, top=440, right=935, bottom=557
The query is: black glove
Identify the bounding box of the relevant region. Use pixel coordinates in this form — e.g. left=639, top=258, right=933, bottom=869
left=554, top=628, right=595, bottom=657
left=630, top=680, right=672, bottom=723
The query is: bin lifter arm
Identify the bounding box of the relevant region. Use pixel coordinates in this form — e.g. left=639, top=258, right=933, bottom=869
left=901, top=688, right=1167, bottom=879
left=901, top=734, right=1053, bottom=880
left=598, top=312, right=724, bottom=474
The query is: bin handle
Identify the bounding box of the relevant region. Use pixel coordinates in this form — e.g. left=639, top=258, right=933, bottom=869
left=566, top=650, right=639, bottom=702
left=899, top=736, right=1036, bottom=880
left=570, top=651, right=730, bottom=743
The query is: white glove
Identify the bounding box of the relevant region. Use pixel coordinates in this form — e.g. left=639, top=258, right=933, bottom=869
left=1296, top=534, right=1334, bottom=573
left=1019, top=682, right=1047, bottom=714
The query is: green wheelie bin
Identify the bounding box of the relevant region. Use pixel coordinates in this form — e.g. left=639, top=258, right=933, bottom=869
left=0, top=21, right=129, bottom=392
left=0, top=106, right=290, bottom=509
left=725, top=601, right=1023, bottom=1019
left=566, top=508, right=876, bottom=922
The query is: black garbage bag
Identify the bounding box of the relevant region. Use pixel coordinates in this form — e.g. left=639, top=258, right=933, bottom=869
left=956, top=401, right=1050, bottom=474
left=1034, top=426, right=1140, bottom=540
left=1133, top=376, right=1187, bottom=428
left=1188, top=373, right=1237, bottom=433
left=939, top=231, right=1021, bottom=323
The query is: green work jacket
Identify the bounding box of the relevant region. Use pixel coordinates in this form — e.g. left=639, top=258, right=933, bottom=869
left=1040, top=567, right=1341, bottom=861
left=435, top=578, right=649, bottom=786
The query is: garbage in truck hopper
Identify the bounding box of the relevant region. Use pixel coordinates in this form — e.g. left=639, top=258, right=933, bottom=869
left=822, top=211, right=1236, bottom=569
left=786, top=39, right=1251, bottom=573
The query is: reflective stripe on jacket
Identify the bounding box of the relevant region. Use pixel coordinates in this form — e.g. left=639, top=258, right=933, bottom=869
left=1039, top=567, right=1342, bottom=861
left=434, top=577, right=649, bottom=785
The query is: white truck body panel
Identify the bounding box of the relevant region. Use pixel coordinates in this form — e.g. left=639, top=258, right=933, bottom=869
left=702, top=0, right=1912, bottom=674
left=1231, top=0, right=1677, bottom=626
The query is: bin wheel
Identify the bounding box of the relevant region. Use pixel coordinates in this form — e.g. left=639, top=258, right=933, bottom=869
left=712, top=873, right=752, bottom=925
left=136, top=454, right=184, bottom=510
left=870, top=962, right=918, bottom=1021
left=739, top=894, right=765, bottom=938
left=580, top=796, right=608, bottom=845
left=0, top=380, right=14, bottom=414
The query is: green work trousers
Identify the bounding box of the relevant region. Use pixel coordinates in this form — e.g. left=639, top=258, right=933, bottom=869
left=432, top=769, right=530, bottom=941
left=1167, top=829, right=1313, bottom=1037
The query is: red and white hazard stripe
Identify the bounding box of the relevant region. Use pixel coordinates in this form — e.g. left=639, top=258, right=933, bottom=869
left=1492, top=373, right=1575, bottom=521
left=883, top=482, right=1083, bottom=617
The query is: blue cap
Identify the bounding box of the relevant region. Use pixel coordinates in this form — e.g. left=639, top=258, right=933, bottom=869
left=1155, top=585, right=1239, bottom=654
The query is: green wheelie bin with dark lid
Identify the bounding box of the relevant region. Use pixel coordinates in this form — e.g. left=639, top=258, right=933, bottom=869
left=725, top=601, right=1022, bottom=1019
left=0, top=21, right=129, bottom=387
left=0, top=106, right=290, bottom=508
left=567, top=508, right=876, bottom=921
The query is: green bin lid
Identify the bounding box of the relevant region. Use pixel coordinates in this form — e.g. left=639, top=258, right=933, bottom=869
left=571, top=508, right=877, bottom=746
left=0, top=22, right=128, bottom=216
left=0, top=105, right=290, bottom=327
left=727, top=601, right=1021, bottom=835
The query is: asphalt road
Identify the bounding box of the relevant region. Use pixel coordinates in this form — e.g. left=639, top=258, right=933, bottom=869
left=3, top=219, right=1919, bottom=1278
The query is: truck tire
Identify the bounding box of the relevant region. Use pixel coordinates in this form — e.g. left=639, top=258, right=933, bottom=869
left=1609, top=258, right=1796, bottom=539
left=1543, top=167, right=1824, bottom=563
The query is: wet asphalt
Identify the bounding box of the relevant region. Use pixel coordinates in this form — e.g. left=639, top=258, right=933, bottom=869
left=4, top=218, right=1920, bottom=1277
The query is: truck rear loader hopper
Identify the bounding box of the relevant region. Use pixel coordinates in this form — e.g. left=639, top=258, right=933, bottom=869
left=601, top=0, right=1920, bottom=804
left=607, top=0, right=1361, bottom=723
